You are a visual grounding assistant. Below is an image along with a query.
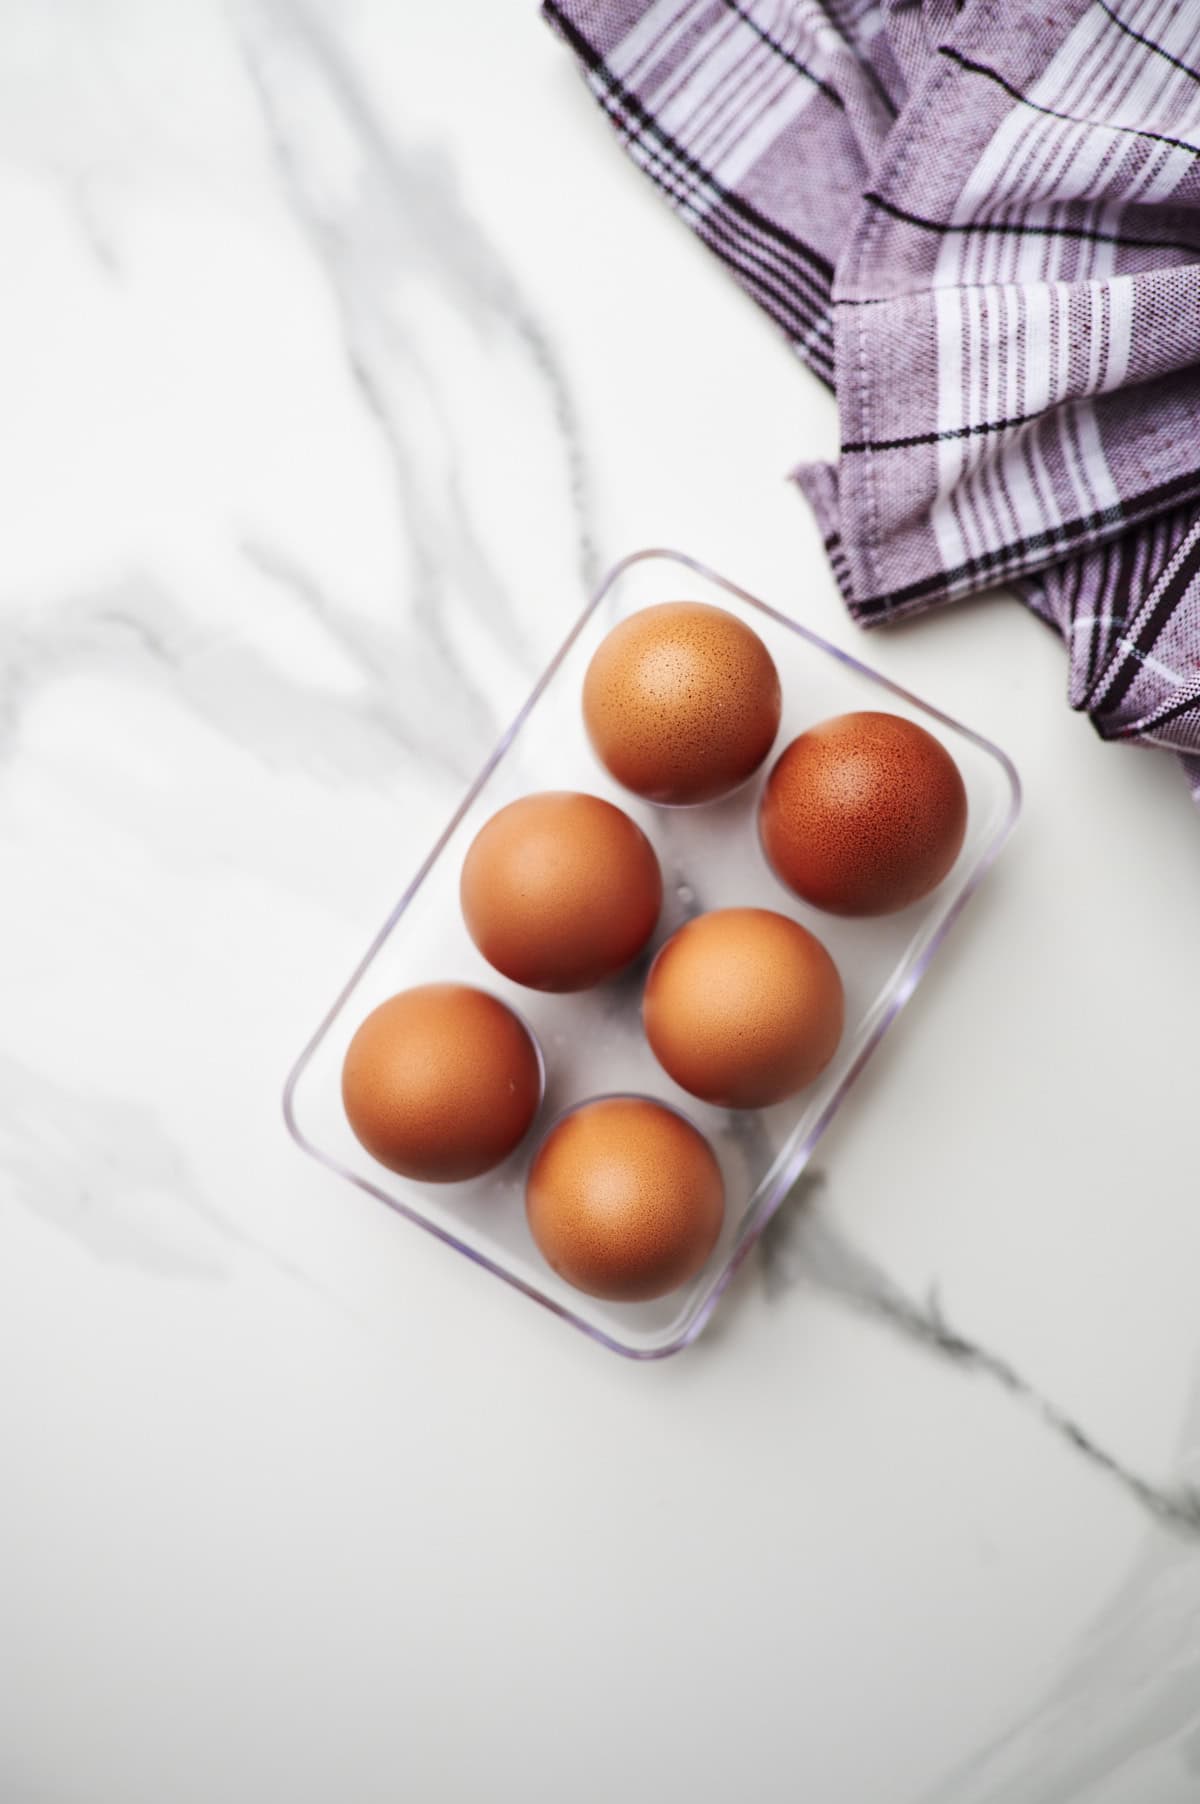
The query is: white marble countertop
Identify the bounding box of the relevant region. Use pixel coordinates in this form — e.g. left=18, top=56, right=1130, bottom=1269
left=5, top=4, right=1200, bottom=1801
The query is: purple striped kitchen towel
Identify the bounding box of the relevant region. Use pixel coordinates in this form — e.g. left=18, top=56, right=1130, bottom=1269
left=544, top=0, right=1200, bottom=791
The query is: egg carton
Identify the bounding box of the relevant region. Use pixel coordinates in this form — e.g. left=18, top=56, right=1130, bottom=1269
left=284, top=550, right=1020, bottom=1357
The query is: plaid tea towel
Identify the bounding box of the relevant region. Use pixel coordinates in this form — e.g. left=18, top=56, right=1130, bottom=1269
left=543, top=0, right=1200, bottom=791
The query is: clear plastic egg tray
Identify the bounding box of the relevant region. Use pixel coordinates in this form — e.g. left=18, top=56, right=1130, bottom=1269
left=284, top=550, right=1021, bottom=1357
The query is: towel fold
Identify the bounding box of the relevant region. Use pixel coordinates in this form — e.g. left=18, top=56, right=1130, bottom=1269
left=544, top=0, right=1200, bottom=793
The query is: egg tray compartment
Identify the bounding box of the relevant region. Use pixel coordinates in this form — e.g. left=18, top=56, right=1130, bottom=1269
left=284, top=549, right=1021, bottom=1358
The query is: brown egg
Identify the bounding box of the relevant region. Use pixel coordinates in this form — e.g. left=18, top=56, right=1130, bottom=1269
left=341, top=984, right=541, bottom=1182
left=460, top=791, right=662, bottom=991
left=760, top=711, right=968, bottom=916
left=526, top=1097, right=725, bottom=1302
left=643, top=908, right=844, bottom=1108
left=583, top=601, right=781, bottom=805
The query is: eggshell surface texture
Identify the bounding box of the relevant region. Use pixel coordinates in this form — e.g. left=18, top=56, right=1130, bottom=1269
left=643, top=907, right=844, bottom=1108
left=341, top=984, right=542, bottom=1182
left=583, top=601, right=782, bottom=805
left=526, top=1097, right=725, bottom=1302
left=760, top=711, right=968, bottom=916
left=460, top=791, right=662, bottom=992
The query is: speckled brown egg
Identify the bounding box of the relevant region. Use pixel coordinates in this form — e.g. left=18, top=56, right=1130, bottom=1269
left=526, top=1096, right=725, bottom=1302
left=759, top=711, right=968, bottom=916
left=341, top=984, right=542, bottom=1182
left=643, top=908, right=844, bottom=1108
left=460, top=791, right=662, bottom=991
left=583, top=601, right=782, bottom=805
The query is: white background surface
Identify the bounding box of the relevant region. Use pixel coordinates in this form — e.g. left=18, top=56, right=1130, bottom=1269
left=3, top=4, right=1200, bottom=1802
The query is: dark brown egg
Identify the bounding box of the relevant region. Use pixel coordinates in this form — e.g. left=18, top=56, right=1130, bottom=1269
left=643, top=908, right=844, bottom=1108
left=460, top=791, right=662, bottom=992
left=341, top=984, right=541, bottom=1182
left=759, top=711, right=968, bottom=916
left=583, top=601, right=781, bottom=805
left=526, top=1096, right=725, bottom=1302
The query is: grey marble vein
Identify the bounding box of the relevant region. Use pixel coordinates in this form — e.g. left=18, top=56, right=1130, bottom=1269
left=760, top=1176, right=1200, bottom=1539
left=0, top=573, right=457, bottom=793
left=908, top=1359, right=1200, bottom=1803
left=237, top=0, right=599, bottom=771
left=238, top=538, right=482, bottom=778
left=0, top=1051, right=349, bottom=1313
left=2, top=1051, right=237, bottom=1278
left=59, top=170, right=122, bottom=277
